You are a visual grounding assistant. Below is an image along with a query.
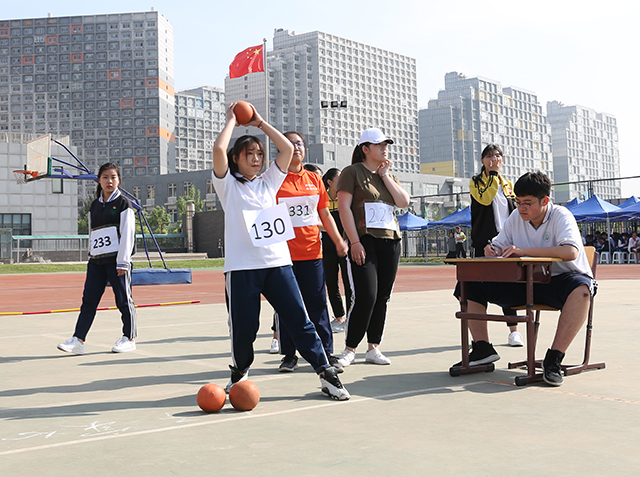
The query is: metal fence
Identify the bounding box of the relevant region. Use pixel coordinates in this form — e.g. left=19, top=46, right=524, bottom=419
left=401, top=227, right=471, bottom=260
left=10, top=234, right=187, bottom=263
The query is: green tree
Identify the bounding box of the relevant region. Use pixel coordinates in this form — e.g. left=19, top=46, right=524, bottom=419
left=175, top=185, right=205, bottom=221
left=147, top=205, right=172, bottom=234
left=77, top=197, right=93, bottom=234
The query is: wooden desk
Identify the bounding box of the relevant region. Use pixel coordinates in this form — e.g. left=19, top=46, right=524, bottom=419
left=446, top=257, right=562, bottom=386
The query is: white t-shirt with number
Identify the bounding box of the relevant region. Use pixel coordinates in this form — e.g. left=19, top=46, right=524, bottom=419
left=212, top=163, right=293, bottom=273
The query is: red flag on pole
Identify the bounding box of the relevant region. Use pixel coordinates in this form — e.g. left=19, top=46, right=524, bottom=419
left=229, top=45, right=264, bottom=79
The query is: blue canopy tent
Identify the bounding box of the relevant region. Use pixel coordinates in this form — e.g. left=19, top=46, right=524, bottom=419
left=566, top=194, right=620, bottom=243
left=618, top=196, right=640, bottom=209
left=568, top=195, right=620, bottom=222
left=609, top=200, right=640, bottom=220
left=397, top=211, right=429, bottom=231
left=428, top=206, right=472, bottom=228
left=563, top=197, right=583, bottom=210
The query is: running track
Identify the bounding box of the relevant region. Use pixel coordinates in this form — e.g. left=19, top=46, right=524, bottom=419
left=0, top=264, right=638, bottom=314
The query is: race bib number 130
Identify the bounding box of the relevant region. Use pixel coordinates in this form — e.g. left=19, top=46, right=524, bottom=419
left=243, top=203, right=295, bottom=247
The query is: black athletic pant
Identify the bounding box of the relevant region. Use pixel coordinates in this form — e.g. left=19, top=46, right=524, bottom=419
left=344, top=235, right=400, bottom=349
left=74, top=260, right=136, bottom=341
left=321, top=232, right=351, bottom=319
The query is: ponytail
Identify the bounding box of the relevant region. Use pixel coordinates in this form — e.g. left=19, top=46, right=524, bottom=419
left=351, top=143, right=369, bottom=164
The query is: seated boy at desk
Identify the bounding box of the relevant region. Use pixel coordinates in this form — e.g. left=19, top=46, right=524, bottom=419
left=453, top=172, right=597, bottom=386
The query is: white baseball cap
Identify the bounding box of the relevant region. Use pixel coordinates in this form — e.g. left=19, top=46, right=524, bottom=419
left=358, top=128, right=394, bottom=146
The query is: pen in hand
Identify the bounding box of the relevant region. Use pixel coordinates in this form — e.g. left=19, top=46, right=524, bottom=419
left=488, top=239, right=499, bottom=256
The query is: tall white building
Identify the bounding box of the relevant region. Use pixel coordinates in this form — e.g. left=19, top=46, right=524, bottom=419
left=0, top=10, right=176, bottom=199
left=174, top=85, right=225, bottom=172
left=420, top=72, right=553, bottom=183
left=547, top=101, right=620, bottom=202
left=225, top=29, right=419, bottom=173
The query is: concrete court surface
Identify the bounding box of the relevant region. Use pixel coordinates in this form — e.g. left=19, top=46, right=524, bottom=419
left=1, top=272, right=639, bottom=475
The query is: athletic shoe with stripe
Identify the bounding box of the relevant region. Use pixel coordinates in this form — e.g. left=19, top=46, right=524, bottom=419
left=320, top=367, right=350, bottom=401
left=225, top=365, right=248, bottom=393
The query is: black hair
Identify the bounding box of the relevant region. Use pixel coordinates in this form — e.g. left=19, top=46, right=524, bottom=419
left=471, top=144, right=504, bottom=195
left=481, top=144, right=503, bottom=159
left=227, top=135, right=264, bottom=183
left=513, top=171, right=551, bottom=199
left=284, top=131, right=307, bottom=148
left=351, top=143, right=369, bottom=164
left=322, top=167, right=341, bottom=190
left=303, top=163, right=322, bottom=175
left=96, top=162, right=121, bottom=198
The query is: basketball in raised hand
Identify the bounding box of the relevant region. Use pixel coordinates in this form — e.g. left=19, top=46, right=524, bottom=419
left=233, top=101, right=254, bottom=125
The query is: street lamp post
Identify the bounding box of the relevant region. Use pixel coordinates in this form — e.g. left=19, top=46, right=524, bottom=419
left=321, top=99, right=348, bottom=166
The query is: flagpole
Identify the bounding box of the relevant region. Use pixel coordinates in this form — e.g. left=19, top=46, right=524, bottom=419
left=263, top=38, right=269, bottom=166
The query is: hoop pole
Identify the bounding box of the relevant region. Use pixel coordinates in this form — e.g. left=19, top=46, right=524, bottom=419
left=52, top=139, right=92, bottom=174
left=51, top=156, right=92, bottom=173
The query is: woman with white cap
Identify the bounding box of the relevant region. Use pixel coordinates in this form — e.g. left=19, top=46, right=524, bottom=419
left=336, top=128, right=410, bottom=367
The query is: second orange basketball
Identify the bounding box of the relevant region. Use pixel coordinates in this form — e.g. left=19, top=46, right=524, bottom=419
left=233, top=101, right=254, bottom=125
left=228, top=380, right=260, bottom=411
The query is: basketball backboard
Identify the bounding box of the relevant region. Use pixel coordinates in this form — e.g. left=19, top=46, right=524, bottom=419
left=25, top=134, right=52, bottom=181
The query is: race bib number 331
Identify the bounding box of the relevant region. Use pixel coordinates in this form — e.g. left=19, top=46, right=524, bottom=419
left=243, top=203, right=295, bottom=247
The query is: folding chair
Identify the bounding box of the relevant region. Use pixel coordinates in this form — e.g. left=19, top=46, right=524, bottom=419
left=507, top=246, right=605, bottom=384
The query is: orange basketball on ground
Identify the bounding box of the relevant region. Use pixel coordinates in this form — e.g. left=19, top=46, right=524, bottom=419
left=197, top=383, right=226, bottom=413
left=233, top=101, right=254, bottom=125
left=229, top=380, right=260, bottom=411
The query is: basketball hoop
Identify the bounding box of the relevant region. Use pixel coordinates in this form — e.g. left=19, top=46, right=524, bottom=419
left=13, top=170, right=39, bottom=185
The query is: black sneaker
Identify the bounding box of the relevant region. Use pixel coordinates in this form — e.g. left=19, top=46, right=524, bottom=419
left=225, top=365, right=248, bottom=393
left=452, top=340, right=500, bottom=367
left=319, top=367, right=350, bottom=400
left=328, top=354, right=344, bottom=373
left=278, top=355, right=298, bottom=372
left=542, top=348, right=565, bottom=386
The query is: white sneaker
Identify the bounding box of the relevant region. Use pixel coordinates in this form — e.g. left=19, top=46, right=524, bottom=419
left=337, top=348, right=356, bottom=367
left=365, top=347, right=391, bottom=365
left=508, top=331, right=524, bottom=347
left=112, top=336, right=136, bottom=353
left=330, top=318, right=345, bottom=333
left=57, top=337, right=84, bottom=355
left=269, top=338, right=279, bottom=354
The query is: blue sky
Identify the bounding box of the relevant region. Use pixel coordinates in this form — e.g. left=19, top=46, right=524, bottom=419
left=4, top=0, right=639, bottom=196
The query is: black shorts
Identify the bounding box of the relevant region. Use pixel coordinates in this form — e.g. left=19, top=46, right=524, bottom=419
left=454, top=272, right=597, bottom=310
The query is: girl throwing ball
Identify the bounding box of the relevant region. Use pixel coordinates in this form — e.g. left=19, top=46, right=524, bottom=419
left=212, top=103, right=349, bottom=400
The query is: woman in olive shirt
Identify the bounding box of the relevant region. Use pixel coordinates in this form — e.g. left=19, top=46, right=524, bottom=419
left=336, top=128, right=410, bottom=368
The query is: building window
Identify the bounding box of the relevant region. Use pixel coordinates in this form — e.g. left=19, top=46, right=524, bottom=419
left=132, top=186, right=141, bottom=198
left=147, top=184, right=155, bottom=199
left=183, top=181, right=192, bottom=196
left=168, top=182, right=177, bottom=197
left=2, top=213, right=31, bottom=236
left=52, top=178, right=63, bottom=194
left=206, top=179, right=213, bottom=194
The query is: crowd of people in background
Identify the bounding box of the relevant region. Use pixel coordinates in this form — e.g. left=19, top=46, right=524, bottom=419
left=586, top=231, right=639, bottom=254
